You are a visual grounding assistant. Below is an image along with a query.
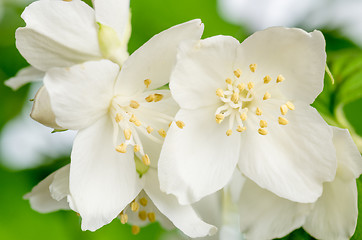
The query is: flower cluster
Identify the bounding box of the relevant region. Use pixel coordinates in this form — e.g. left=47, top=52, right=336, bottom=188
left=7, top=0, right=362, bottom=239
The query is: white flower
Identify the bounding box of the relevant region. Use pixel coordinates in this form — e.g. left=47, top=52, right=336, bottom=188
left=159, top=27, right=337, bottom=205
left=237, top=127, right=362, bottom=240
left=42, top=20, right=215, bottom=236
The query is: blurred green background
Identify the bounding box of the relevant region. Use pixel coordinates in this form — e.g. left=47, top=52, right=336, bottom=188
left=1, top=0, right=362, bottom=239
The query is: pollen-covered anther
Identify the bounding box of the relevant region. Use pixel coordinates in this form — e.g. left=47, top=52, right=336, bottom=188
left=176, top=121, right=185, bottom=129
left=240, top=113, right=247, bottom=121
left=146, top=126, right=153, bottom=134
left=116, top=143, right=127, bottom=153
left=277, top=74, right=285, bottom=83
left=256, top=107, right=262, bottom=116
left=120, top=213, right=128, bottom=224
left=158, top=129, right=167, bottom=138
left=130, top=100, right=140, bottom=109
left=148, top=212, right=156, bottom=223
left=225, top=78, right=233, bottom=85
left=226, top=129, right=232, bottom=136
left=134, top=144, right=140, bottom=152
left=154, top=93, right=163, bottom=102
left=237, top=83, right=245, bottom=91
left=124, top=128, right=132, bottom=140
left=216, top=88, right=224, bottom=97
left=139, top=197, right=148, bottom=206
left=144, top=79, right=151, bottom=88
left=258, top=128, right=268, bottom=135
left=249, top=64, right=257, bottom=72
left=237, top=126, right=246, bottom=132
left=280, top=104, right=288, bottom=115
left=264, top=75, right=272, bottom=84
left=234, top=69, right=242, bottom=78
left=215, top=114, right=225, bottom=123
left=260, top=120, right=268, bottom=128
left=138, top=210, right=147, bottom=221
left=263, top=92, right=271, bottom=100
left=115, top=113, right=123, bottom=123
left=142, top=154, right=151, bottom=166
left=129, top=114, right=137, bottom=123
left=231, top=92, right=239, bottom=103
left=131, top=225, right=140, bottom=235
left=168, top=121, right=172, bottom=127
left=247, top=81, right=254, bottom=90
left=278, top=116, right=289, bottom=125
left=286, top=101, right=295, bottom=110
left=145, top=94, right=155, bottom=102
left=131, top=201, right=139, bottom=212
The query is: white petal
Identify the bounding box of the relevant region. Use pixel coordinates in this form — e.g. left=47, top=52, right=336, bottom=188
left=332, top=127, right=362, bottom=178
left=144, top=168, right=217, bottom=238
left=303, top=164, right=358, bottom=240
left=238, top=103, right=337, bottom=203
left=16, top=0, right=101, bottom=71
left=158, top=105, right=241, bottom=204
left=50, top=164, right=70, bottom=201
left=238, top=180, right=312, bottom=240
left=236, top=27, right=326, bottom=104
left=44, top=60, right=119, bottom=130
left=5, top=66, right=44, bottom=90
left=170, top=35, right=240, bottom=110
left=30, top=86, right=64, bottom=130
left=114, top=19, right=204, bottom=96
left=68, top=116, right=143, bottom=231
left=24, top=165, right=70, bottom=213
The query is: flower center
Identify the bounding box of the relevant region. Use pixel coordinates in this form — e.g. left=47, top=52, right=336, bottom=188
left=215, top=64, right=295, bottom=136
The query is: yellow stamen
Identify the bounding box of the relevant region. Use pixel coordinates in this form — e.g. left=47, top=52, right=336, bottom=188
left=286, top=101, right=295, bottom=110
left=142, top=154, right=151, bottom=166
left=176, top=121, right=185, bottom=129
left=115, top=143, right=127, bottom=153
left=124, top=128, right=132, bottom=140
left=115, top=113, right=123, bottom=123
left=249, top=64, right=257, bottom=72
left=277, top=75, right=285, bottom=83
left=278, top=116, right=289, bottom=125
left=226, top=129, right=232, bottom=136
left=120, top=213, right=128, bottom=224
left=216, top=88, right=224, bottom=97
left=145, top=94, right=155, bottom=102
left=168, top=121, right=172, bottom=127
left=63, top=0, right=72, bottom=2
left=146, top=126, right=153, bottom=134
left=131, top=225, right=140, bottom=235
left=237, top=83, right=245, bottom=91
left=139, top=197, right=148, bottom=206
left=258, top=128, right=268, bottom=135
left=138, top=210, right=147, bottom=221
left=231, top=92, right=239, bottom=103
left=234, top=69, right=242, bottom=78
left=144, top=79, right=151, bottom=88
left=154, top=93, right=164, bottom=102
left=247, top=81, right=254, bottom=90
left=263, top=92, right=271, bottom=100
left=280, top=104, right=288, bottom=115
left=264, top=75, right=272, bottom=84
left=130, top=100, right=140, bottom=109
left=256, top=107, right=262, bottom=116
left=134, top=120, right=142, bottom=127
left=134, top=145, right=140, bottom=152
left=147, top=212, right=156, bottom=223
left=131, top=201, right=139, bottom=212
left=129, top=114, right=137, bottom=123
left=158, top=129, right=166, bottom=138
left=215, top=114, right=225, bottom=124
left=225, top=78, right=233, bottom=85
left=237, top=126, right=246, bottom=132
left=260, top=120, right=268, bottom=128
left=240, top=113, right=247, bottom=121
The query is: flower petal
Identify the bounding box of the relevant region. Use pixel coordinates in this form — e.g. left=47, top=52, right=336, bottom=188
left=170, top=35, right=240, bottom=110
left=238, top=180, right=312, bottom=240
left=5, top=66, right=44, bottom=90
left=114, top=19, right=204, bottom=95
left=158, top=105, right=241, bottom=204
left=144, top=168, right=217, bottom=238
left=236, top=27, right=326, bottom=104
left=68, top=116, right=143, bottom=231
left=303, top=165, right=358, bottom=240
left=24, top=165, right=70, bottom=213
left=50, top=164, right=70, bottom=202
left=44, top=60, right=119, bottom=130
left=238, top=103, right=337, bottom=203
left=16, top=0, right=101, bottom=71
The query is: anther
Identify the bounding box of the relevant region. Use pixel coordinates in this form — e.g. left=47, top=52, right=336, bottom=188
left=256, top=107, right=262, bottom=116
left=247, top=82, right=254, bottom=90
left=263, top=92, right=271, bottom=100
left=231, top=92, right=239, bottom=103
left=234, top=69, right=242, bottom=78
left=168, top=121, right=172, bottom=127
left=158, top=129, right=166, bottom=138
left=139, top=197, right=148, bottom=206
left=116, top=143, right=127, bottom=153
left=148, top=212, right=156, bottom=223
left=280, top=104, right=288, bottom=115
left=258, top=128, right=268, bottom=135
left=134, top=145, right=140, bottom=152
left=237, top=83, right=245, bottom=91
left=277, top=75, right=285, bottom=83
left=138, top=210, right=147, bottom=221
left=264, top=75, right=272, bottom=84
left=226, top=129, right=232, bottom=136
left=145, top=94, right=155, bottom=102
left=215, top=114, right=225, bottom=124
left=146, top=126, right=153, bottom=134
left=144, top=79, right=151, bottom=88
left=131, top=225, right=140, bottom=235
left=225, top=78, right=233, bottom=85
left=176, top=121, right=185, bottom=129
left=260, top=120, right=268, bottom=128
left=129, top=114, right=137, bottom=123
left=142, top=154, right=151, bottom=166
left=154, top=93, right=164, bottom=102
left=131, top=201, right=139, bottom=212
left=216, top=88, right=224, bottom=97
left=240, top=113, right=247, bottom=121
left=278, top=116, right=289, bottom=125
left=134, top=120, right=142, bottom=127
left=120, top=213, right=128, bottom=224
left=115, top=113, right=123, bottom=123
left=130, top=100, right=140, bottom=109
left=249, top=64, right=257, bottom=72
left=286, top=101, right=295, bottom=110
left=237, top=126, right=246, bottom=132
left=124, top=128, right=132, bottom=140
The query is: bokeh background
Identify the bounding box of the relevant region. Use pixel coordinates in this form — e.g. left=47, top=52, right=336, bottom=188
left=0, top=0, right=362, bottom=239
